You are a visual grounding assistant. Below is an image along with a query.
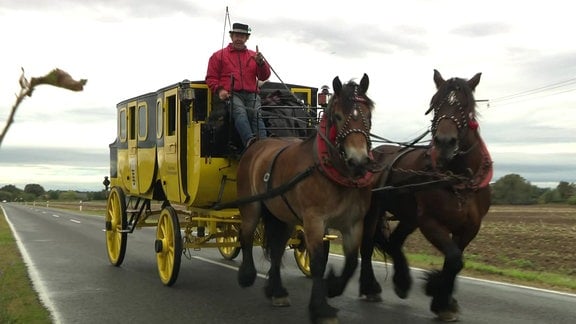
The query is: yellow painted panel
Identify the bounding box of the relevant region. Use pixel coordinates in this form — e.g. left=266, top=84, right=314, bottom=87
left=137, top=147, right=156, bottom=194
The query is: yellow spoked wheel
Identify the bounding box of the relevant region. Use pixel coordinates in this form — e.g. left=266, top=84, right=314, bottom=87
left=105, top=187, right=127, bottom=266
left=216, top=224, right=241, bottom=260
left=155, top=206, right=182, bottom=286
left=292, top=225, right=312, bottom=278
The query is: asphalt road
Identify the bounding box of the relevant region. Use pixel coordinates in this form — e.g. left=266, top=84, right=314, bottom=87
left=3, top=203, right=576, bottom=324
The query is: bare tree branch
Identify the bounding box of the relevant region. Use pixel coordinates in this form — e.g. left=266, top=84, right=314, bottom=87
left=0, top=67, right=87, bottom=147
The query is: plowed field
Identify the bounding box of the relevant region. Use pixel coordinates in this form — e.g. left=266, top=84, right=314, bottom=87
left=400, top=204, right=576, bottom=291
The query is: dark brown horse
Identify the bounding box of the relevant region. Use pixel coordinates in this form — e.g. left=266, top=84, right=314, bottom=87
left=237, top=74, right=376, bottom=323
left=360, top=70, right=492, bottom=321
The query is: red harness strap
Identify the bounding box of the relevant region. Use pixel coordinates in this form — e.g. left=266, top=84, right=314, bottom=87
left=473, top=138, right=493, bottom=189
left=429, top=134, right=493, bottom=190
left=316, top=115, right=374, bottom=188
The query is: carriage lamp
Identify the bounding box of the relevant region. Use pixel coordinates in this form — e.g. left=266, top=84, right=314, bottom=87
left=318, top=85, right=332, bottom=107
left=179, top=79, right=195, bottom=118
left=179, top=79, right=195, bottom=101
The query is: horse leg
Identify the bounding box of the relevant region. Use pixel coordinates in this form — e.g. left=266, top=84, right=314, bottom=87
left=384, top=219, right=416, bottom=299
left=306, top=222, right=338, bottom=323
left=420, top=220, right=462, bottom=321
left=262, top=208, right=292, bottom=306
left=359, top=200, right=384, bottom=301
left=238, top=202, right=261, bottom=287
left=326, top=221, right=362, bottom=298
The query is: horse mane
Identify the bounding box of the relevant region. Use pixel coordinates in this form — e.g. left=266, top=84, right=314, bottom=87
left=326, top=79, right=375, bottom=117
left=430, top=77, right=477, bottom=115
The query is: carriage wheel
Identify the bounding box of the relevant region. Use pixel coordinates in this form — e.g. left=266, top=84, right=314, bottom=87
left=105, top=187, right=127, bottom=266
left=155, top=206, right=182, bottom=286
left=216, top=224, right=241, bottom=260
left=292, top=225, right=312, bottom=278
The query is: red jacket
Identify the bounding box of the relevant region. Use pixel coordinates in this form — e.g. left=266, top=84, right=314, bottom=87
left=206, top=43, right=271, bottom=94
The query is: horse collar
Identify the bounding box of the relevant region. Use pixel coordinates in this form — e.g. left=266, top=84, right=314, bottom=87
left=427, top=138, right=493, bottom=191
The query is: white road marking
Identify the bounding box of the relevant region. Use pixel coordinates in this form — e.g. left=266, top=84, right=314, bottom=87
left=193, top=252, right=576, bottom=298
left=191, top=255, right=267, bottom=279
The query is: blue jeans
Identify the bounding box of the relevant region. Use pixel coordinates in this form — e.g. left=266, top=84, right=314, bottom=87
left=231, top=92, right=267, bottom=146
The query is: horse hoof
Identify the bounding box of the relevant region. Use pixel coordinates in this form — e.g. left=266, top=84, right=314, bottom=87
left=237, top=264, right=257, bottom=287
left=237, top=272, right=256, bottom=287
left=436, top=310, right=459, bottom=322
left=315, top=317, right=339, bottom=324
left=394, top=286, right=409, bottom=299
left=271, top=296, right=291, bottom=307
left=361, top=293, right=382, bottom=302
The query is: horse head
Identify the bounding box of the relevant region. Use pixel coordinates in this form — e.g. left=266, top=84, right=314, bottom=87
left=426, top=69, right=481, bottom=168
left=325, top=73, right=375, bottom=178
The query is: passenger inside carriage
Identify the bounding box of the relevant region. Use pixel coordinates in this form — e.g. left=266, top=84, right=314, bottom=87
left=205, top=22, right=270, bottom=148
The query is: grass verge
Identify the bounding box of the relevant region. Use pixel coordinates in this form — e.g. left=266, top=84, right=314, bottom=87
left=330, top=243, right=576, bottom=294
left=404, top=253, right=576, bottom=293
left=0, top=207, right=52, bottom=323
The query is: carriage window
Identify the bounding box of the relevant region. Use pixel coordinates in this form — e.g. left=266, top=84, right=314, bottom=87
left=192, top=87, right=208, bottom=121
left=119, top=108, right=127, bottom=142
left=138, top=104, right=147, bottom=140
left=128, top=105, right=136, bottom=140
left=156, top=100, right=163, bottom=139
left=291, top=88, right=313, bottom=106
left=167, top=94, right=176, bottom=136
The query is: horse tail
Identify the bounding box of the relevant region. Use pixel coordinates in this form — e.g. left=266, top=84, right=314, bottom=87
left=261, top=205, right=274, bottom=260
left=372, top=215, right=390, bottom=256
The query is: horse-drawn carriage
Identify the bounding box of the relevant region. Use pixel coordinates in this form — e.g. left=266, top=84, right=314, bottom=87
left=105, top=70, right=493, bottom=323
left=105, top=78, right=330, bottom=285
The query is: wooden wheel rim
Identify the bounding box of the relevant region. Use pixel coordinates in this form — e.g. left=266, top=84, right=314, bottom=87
left=105, top=187, right=126, bottom=266
left=156, top=206, right=182, bottom=286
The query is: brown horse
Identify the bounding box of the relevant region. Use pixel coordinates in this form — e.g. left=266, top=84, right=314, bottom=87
left=237, top=74, right=376, bottom=323
left=360, top=70, right=492, bottom=321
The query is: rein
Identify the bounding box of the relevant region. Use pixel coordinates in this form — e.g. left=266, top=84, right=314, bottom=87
left=212, top=163, right=316, bottom=210
left=370, top=129, right=430, bottom=147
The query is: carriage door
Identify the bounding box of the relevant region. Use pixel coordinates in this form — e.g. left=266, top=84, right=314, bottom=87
left=127, top=101, right=139, bottom=193
left=161, top=89, right=184, bottom=202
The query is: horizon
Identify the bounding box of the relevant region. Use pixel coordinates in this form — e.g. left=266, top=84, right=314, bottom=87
left=1, top=0, right=575, bottom=193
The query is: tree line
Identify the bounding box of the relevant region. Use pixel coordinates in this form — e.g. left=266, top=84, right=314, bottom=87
left=1, top=173, right=575, bottom=205
left=491, top=174, right=575, bottom=205
left=0, top=184, right=107, bottom=202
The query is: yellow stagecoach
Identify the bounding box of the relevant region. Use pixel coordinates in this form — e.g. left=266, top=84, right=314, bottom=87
left=105, top=79, right=333, bottom=285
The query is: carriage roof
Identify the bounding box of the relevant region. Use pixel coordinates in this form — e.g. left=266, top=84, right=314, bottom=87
left=116, top=80, right=318, bottom=107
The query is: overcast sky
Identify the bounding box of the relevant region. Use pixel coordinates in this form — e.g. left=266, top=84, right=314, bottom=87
left=0, top=0, right=575, bottom=191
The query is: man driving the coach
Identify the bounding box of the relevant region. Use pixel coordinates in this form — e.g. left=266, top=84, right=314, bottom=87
left=205, top=22, right=271, bottom=148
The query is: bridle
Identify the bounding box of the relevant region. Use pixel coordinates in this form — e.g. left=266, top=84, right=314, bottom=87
left=426, top=79, right=478, bottom=155
left=327, top=85, right=373, bottom=158
left=314, top=83, right=376, bottom=186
